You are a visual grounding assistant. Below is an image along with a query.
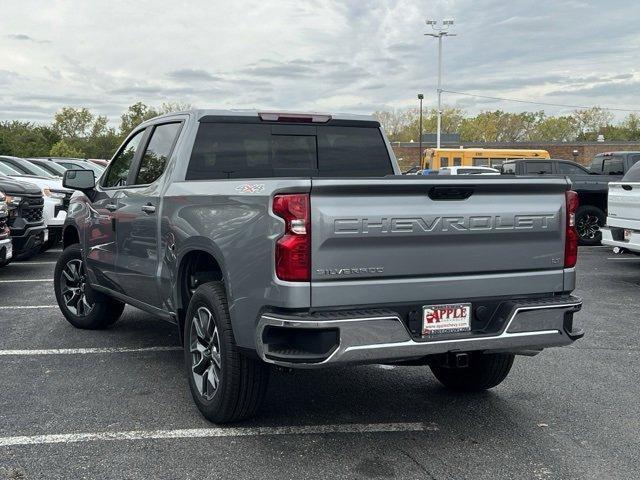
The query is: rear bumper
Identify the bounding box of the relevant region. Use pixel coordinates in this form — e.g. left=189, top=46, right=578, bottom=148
left=256, top=296, right=583, bottom=368
left=601, top=226, right=640, bottom=253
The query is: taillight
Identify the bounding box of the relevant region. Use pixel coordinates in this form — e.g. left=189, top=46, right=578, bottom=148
left=273, top=194, right=310, bottom=281
left=565, top=190, right=579, bottom=268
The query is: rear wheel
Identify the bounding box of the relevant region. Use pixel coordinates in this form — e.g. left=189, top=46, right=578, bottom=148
left=576, top=205, right=605, bottom=246
left=430, top=352, right=515, bottom=392
left=54, top=243, right=125, bottom=329
left=184, top=282, right=269, bottom=423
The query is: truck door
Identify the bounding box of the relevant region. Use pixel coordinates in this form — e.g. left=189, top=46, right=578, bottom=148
left=85, top=129, right=146, bottom=289
left=115, top=122, right=182, bottom=308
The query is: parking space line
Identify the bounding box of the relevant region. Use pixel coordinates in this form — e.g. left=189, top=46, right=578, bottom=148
left=0, top=346, right=181, bottom=356
left=0, top=422, right=434, bottom=447
left=0, top=279, right=53, bottom=283
left=0, top=305, right=57, bottom=310
left=607, top=257, right=640, bottom=260
left=6, top=262, right=56, bottom=265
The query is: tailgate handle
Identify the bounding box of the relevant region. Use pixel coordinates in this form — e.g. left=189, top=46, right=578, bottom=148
left=622, top=184, right=633, bottom=191
left=428, top=186, right=474, bottom=201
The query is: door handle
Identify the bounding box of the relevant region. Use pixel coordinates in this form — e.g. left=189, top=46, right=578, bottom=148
left=622, top=184, right=633, bottom=191
left=141, top=204, right=156, bottom=214
left=105, top=203, right=118, bottom=212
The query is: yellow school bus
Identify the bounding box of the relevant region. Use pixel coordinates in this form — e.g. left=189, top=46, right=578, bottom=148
left=422, top=148, right=550, bottom=170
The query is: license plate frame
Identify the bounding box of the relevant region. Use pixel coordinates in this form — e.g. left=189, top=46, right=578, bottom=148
left=422, top=303, right=472, bottom=336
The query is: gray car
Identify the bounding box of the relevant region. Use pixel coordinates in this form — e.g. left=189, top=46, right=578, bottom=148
left=55, top=109, right=583, bottom=423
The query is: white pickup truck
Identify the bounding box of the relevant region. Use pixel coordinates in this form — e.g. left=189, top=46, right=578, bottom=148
left=601, top=162, right=640, bottom=252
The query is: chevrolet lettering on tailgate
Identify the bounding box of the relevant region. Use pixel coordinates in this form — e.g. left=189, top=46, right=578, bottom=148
left=334, top=214, right=558, bottom=235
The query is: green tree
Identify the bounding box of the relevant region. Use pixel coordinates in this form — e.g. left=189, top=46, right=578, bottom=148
left=50, top=140, right=85, bottom=158
left=572, top=107, right=614, bottom=140
left=119, top=102, right=158, bottom=136
left=52, top=107, right=95, bottom=140
left=0, top=121, right=59, bottom=156
left=531, top=115, right=579, bottom=141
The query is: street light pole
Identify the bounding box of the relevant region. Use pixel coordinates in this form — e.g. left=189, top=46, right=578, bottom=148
left=425, top=19, right=456, bottom=149
left=418, top=93, right=423, bottom=167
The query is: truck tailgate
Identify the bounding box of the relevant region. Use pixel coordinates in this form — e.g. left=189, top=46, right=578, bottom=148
left=310, top=177, right=570, bottom=308
left=607, top=182, right=640, bottom=230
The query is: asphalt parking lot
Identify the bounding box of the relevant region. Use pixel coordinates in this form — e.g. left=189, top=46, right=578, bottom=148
left=0, top=246, right=638, bottom=480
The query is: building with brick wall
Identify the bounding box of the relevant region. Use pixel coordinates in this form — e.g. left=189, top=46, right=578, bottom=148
left=391, top=141, right=640, bottom=172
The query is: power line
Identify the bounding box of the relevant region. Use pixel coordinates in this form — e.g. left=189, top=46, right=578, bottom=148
left=441, top=89, right=640, bottom=113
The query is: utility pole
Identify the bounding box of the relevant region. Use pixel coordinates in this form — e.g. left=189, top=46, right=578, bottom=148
left=425, top=19, right=456, bottom=148
left=418, top=93, right=423, bottom=167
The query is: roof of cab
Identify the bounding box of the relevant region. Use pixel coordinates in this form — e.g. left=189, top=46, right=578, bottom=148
left=138, top=109, right=377, bottom=127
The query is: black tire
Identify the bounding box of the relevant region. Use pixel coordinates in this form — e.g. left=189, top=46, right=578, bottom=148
left=54, top=243, right=125, bottom=329
left=430, top=352, right=515, bottom=392
left=184, top=282, right=269, bottom=423
left=0, top=259, right=10, bottom=268
left=576, top=205, right=605, bottom=246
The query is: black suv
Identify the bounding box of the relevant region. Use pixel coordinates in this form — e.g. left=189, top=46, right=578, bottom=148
left=0, top=175, right=47, bottom=264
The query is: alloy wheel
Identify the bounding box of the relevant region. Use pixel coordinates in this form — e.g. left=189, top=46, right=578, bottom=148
left=190, top=306, right=222, bottom=400
left=577, top=214, right=601, bottom=240
left=60, top=259, right=94, bottom=316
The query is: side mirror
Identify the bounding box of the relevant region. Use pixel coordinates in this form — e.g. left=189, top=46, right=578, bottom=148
left=63, top=169, right=95, bottom=191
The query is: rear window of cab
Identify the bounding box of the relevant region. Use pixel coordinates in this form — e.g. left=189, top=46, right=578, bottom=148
left=186, top=123, right=393, bottom=180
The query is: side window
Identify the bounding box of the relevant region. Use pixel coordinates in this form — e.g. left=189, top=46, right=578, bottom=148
left=590, top=157, right=603, bottom=173
left=557, top=162, right=588, bottom=175
left=453, top=157, right=462, bottom=166
left=134, top=123, right=181, bottom=185
left=525, top=161, right=553, bottom=174
left=472, top=157, right=488, bottom=166
left=629, top=154, right=640, bottom=168
left=440, top=157, right=449, bottom=167
left=603, top=157, right=624, bottom=175
left=622, top=161, right=640, bottom=182
left=104, top=130, right=145, bottom=187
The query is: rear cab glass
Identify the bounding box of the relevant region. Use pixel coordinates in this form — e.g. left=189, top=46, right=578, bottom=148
left=186, top=120, right=393, bottom=180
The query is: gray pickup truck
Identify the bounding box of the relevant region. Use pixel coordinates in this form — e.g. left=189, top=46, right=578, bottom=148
left=55, top=110, right=583, bottom=423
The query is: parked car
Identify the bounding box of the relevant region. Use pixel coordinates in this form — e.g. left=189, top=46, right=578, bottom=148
left=88, top=159, right=109, bottom=167
left=438, top=166, right=500, bottom=175
left=27, top=158, right=68, bottom=178
left=601, top=161, right=640, bottom=253
left=0, top=190, right=11, bottom=266
left=33, top=158, right=105, bottom=177
left=589, top=151, right=640, bottom=177
left=57, top=109, right=583, bottom=423
left=0, top=155, right=59, bottom=179
left=500, top=158, right=611, bottom=246
left=0, top=158, right=72, bottom=247
left=0, top=175, right=46, bottom=263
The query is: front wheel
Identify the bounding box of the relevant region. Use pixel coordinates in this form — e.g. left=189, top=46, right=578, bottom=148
left=430, top=352, right=515, bottom=392
left=184, top=282, right=269, bottom=423
left=576, top=205, right=605, bottom=246
left=54, top=243, right=125, bottom=329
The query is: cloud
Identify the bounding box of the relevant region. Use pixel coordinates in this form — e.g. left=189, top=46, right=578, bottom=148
left=166, top=69, right=221, bottom=82
left=5, top=33, right=49, bottom=43
left=1, top=0, right=639, bottom=123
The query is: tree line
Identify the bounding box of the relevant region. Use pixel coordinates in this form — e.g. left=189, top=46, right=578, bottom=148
left=0, top=102, right=190, bottom=159
left=373, top=106, right=640, bottom=143
left=3, top=103, right=639, bottom=160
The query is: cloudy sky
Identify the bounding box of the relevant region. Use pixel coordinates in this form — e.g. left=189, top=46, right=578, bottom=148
left=1, top=0, right=639, bottom=124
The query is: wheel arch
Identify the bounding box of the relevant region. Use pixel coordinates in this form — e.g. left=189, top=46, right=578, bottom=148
left=62, top=225, right=80, bottom=249
left=175, top=245, right=229, bottom=342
